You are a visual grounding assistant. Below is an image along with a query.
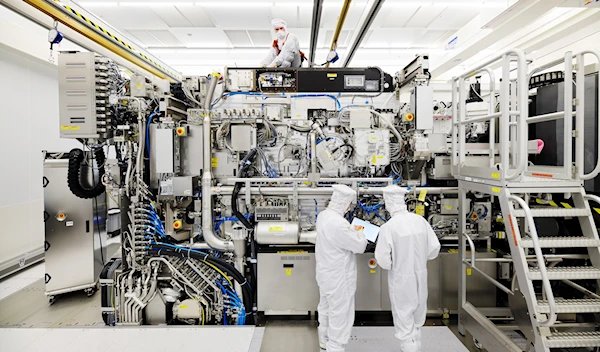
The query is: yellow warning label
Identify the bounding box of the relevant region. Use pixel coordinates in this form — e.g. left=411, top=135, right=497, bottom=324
left=418, top=190, right=427, bottom=202
left=285, top=268, right=292, bottom=276
left=211, top=157, right=218, bottom=168
left=548, top=200, right=558, bottom=207
left=269, top=226, right=283, bottom=232
left=61, top=126, right=69, bottom=130
left=466, top=268, right=472, bottom=276
left=561, top=202, right=572, bottom=209
left=70, top=126, right=80, bottom=130
left=179, top=305, right=188, bottom=309
left=415, top=205, right=425, bottom=216
left=371, top=156, right=377, bottom=164
left=136, top=83, right=143, bottom=88
left=594, top=208, right=600, bottom=215
left=277, top=250, right=308, bottom=254
left=536, top=198, right=545, bottom=205
left=492, top=187, right=501, bottom=194
left=327, top=73, right=338, bottom=78
left=369, top=269, right=376, bottom=274
left=491, top=172, right=501, bottom=179
left=445, top=205, right=453, bottom=210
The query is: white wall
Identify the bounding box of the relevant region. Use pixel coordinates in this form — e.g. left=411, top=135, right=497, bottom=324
left=0, top=46, right=79, bottom=268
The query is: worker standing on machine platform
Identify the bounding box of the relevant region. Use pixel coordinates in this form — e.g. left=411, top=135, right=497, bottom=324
left=316, top=184, right=368, bottom=352
left=375, top=185, right=441, bottom=352
left=260, top=19, right=304, bottom=68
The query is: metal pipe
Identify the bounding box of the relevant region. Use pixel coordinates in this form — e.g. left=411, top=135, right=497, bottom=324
left=227, top=177, right=395, bottom=183
left=300, top=230, right=317, bottom=244
left=310, top=133, right=317, bottom=174
left=308, top=0, right=324, bottom=66
left=342, top=0, right=386, bottom=67
left=563, top=52, right=574, bottom=181
left=326, top=0, right=352, bottom=68
left=202, top=73, right=234, bottom=252
left=463, top=233, right=476, bottom=268
left=579, top=50, right=600, bottom=180
left=561, top=280, right=600, bottom=300
left=462, top=260, right=514, bottom=296
left=211, top=186, right=458, bottom=195
left=460, top=112, right=503, bottom=124
left=528, top=111, right=575, bottom=124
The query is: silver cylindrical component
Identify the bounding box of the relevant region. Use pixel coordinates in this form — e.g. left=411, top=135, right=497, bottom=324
left=255, top=221, right=300, bottom=245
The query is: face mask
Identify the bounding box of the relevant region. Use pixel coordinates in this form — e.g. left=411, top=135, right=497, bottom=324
left=276, top=30, right=286, bottom=41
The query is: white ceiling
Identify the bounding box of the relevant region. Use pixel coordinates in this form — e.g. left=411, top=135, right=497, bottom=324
left=72, top=0, right=521, bottom=75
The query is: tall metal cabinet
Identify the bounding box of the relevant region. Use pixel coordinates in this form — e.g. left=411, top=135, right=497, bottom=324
left=43, top=153, right=107, bottom=303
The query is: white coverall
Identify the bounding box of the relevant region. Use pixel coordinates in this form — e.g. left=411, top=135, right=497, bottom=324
left=316, top=184, right=368, bottom=352
left=260, top=19, right=302, bottom=68
left=375, top=185, right=441, bottom=352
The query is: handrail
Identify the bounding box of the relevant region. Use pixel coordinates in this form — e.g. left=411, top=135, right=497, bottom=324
left=463, top=232, right=476, bottom=268
left=528, top=111, right=575, bottom=124
left=578, top=50, right=600, bottom=180
left=504, top=50, right=528, bottom=180
left=508, top=195, right=557, bottom=327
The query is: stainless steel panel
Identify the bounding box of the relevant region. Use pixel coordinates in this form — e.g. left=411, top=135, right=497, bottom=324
left=173, top=176, right=198, bottom=196
left=257, top=253, right=319, bottom=313
left=441, top=251, right=497, bottom=311
left=180, top=124, right=203, bottom=176
left=154, top=128, right=175, bottom=173
left=231, top=124, right=256, bottom=152
left=44, top=159, right=106, bottom=295
left=355, top=254, right=382, bottom=311
left=58, top=52, right=98, bottom=138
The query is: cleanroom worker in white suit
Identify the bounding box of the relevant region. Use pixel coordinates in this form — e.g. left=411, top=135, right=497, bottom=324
left=316, top=184, right=368, bottom=352
left=375, top=185, right=441, bottom=352
left=260, top=19, right=304, bottom=68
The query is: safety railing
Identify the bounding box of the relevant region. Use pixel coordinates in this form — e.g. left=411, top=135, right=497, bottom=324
left=462, top=232, right=514, bottom=296
left=452, top=49, right=528, bottom=182
left=509, top=195, right=557, bottom=327
left=526, top=51, right=600, bottom=180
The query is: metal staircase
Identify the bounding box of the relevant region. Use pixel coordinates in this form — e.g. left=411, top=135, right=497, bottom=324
left=453, top=49, right=600, bottom=352
left=499, top=188, right=600, bottom=351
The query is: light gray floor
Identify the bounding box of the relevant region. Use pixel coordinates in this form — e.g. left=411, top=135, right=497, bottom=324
left=0, top=263, right=484, bottom=352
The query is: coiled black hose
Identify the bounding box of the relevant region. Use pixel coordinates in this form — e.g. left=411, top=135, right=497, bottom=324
left=67, top=148, right=106, bottom=199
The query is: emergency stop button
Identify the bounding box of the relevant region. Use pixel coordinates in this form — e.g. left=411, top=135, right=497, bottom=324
left=176, top=127, right=187, bottom=136
left=56, top=212, right=67, bottom=222
left=404, top=113, right=414, bottom=121
left=368, top=258, right=377, bottom=269
left=173, top=220, right=183, bottom=229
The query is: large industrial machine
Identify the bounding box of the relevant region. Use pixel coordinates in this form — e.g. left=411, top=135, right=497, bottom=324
left=54, top=47, right=600, bottom=351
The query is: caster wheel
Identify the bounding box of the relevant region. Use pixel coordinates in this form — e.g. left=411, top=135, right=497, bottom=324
left=473, top=337, right=483, bottom=350
left=48, top=296, right=56, bottom=305
left=84, top=287, right=96, bottom=297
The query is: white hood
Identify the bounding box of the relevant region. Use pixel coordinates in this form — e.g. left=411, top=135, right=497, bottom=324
left=382, top=185, right=408, bottom=216
left=327, top=184, right=356, bottom=215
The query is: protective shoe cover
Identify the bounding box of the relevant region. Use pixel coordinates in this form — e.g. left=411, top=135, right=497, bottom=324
left=318, top=314, right=329, bottom=350
left=375, top=185, right=441, bottom=344
left=316, top=184, right=367, bottom=352
left=400, top=336, right=419, bottom=352
left=260, top=19, right=301, bottom=68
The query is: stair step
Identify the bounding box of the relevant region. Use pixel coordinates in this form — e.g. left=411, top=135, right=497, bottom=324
left=513, top=207, right=590, bottom=218
left=545, top=331, right=600, bottom=348
left=521, top=236, right=600, bottom=248
left=537, top=298, right=600, bottom=313
left=528, top=266, right=600, bottom=280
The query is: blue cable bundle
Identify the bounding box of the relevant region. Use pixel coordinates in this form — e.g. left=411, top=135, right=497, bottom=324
left=358, top=200, right=388, bottom=222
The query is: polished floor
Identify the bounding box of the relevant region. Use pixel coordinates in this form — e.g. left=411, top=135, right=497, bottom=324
left=0, top=263, right=485, bottom=352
